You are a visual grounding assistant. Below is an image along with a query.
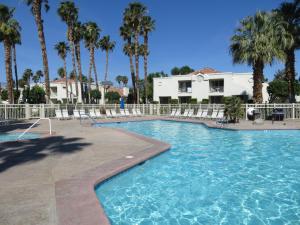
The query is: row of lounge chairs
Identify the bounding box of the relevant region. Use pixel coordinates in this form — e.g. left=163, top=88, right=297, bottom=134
left=55, top=108, right=143, bottom=120
left=170, top=108, right=224, bottom=120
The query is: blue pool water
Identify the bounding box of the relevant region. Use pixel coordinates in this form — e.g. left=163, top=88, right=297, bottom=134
left=0, top=133, right=40, bottom=142
left=95, top=120, right=300, bottom=225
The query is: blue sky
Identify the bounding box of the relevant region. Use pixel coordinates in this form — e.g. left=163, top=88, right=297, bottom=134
left=0, top=0, right=299, bottom=85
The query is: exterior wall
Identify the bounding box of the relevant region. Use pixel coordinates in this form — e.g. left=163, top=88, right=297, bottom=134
left=153, top=72, right=270, bottom=103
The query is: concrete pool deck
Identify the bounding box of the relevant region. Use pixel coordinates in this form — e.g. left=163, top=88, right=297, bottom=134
left=1, top=116, right=300, bottom=225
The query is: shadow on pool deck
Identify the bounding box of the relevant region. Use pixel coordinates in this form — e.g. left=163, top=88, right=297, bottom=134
left=0, top=136, right=91, bottom=173
left=0, top=122, right=39, bottom=133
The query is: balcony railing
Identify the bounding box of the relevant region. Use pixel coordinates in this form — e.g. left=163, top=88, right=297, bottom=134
left=178, top=87, right=192, bottom=93
left=209, top=86, right=224, bottom=93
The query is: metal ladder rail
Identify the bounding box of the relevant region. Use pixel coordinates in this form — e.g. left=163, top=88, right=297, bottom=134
left=18, top=118, right=52, bottom=140
left=79, top=112, right=98, bottom=125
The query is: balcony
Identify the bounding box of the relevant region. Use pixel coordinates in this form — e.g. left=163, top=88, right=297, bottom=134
left=178, top=81, right=192, bottom=93
left=209, top=86, right=224, bottom=93
left=209, top=79, right=224, bottom=93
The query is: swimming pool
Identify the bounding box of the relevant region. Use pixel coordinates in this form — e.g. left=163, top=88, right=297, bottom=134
left=0, top=132, right=41, bottom=142
left=95, top=120, right=300, bottom=225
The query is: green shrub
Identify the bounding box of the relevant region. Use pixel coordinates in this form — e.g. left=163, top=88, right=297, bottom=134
left=224, top=96, right=243, bottom=123
left=105, top=91, right=120, bottom=104
left=201, top=99, right=209, bottom=104
left=190, top=98, right=197, bottom=104
left=170, top=99, right=179, bottom=104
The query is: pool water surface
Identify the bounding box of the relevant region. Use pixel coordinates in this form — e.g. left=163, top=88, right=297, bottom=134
left=0, top=132, right=40, bottom=142
left=95, top=120, right=300, bottom=225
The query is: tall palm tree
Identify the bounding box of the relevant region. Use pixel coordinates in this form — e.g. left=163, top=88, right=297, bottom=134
left=123, top=2, right=147, bottom=103
left=274, top=0, right=300, bottom=103
left=32, top=70, right=43, bottom=84
left=54, top=41, right=70, bottom=102
left=98, top=35, right=116, bottom=81
left=122, top=76, right=128, bottom=87
left=26, top=0, right=50, bottom=103
left=10, top=23, right=21, bottom=94
left=230, top=11, right=286, bottom=103
left=73, top=21, right=84, bottom=102
left=120, top=24, right=136, bottom=102
left=83, top=21, right=101, bottom=102
left=22, top=68, right=33, bottom=89
left=141, top=16, right=155, bottom=103
left=57, top=67, right=65, bottom=79
left=0, top=5, right=20, bottom=103
left=57, top=1, right=79, bottom=102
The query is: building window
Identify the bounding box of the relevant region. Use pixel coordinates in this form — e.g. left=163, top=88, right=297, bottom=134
left=159, top=97, right=171, bottom=104
left=179, top=96, right=191, bottom=104
left=178, top=81, right=192, bottom=93
left=209, top=79, right=224, bottom=93
left=209, top=96, right=223, bottom=104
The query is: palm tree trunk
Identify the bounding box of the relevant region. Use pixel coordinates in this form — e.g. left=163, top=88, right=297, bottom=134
left=63, top=58, right=69, bottom=103
left=32, top=1, right=50, bottom=103
left=252, top=60, right=264, bottom=103
left=75, top=43, right=84, bottom=103
left=4, top=40, right=14, bottom=104
left=12, top=44, right=18, bottom=94
left=91, top=46, right=99, bottom=90
left=285, top=48, right=296, bottom=103
left=70, top=38, right=79, bottom=102
left=134, top=31, right=139, bottom=103
left=143, top=34, right=148, bottom=104
left=104, top=50, right=109, bottom=81
left=88, top=46, right=93, bottom=103
left=129, top=52, right=136, bottom=103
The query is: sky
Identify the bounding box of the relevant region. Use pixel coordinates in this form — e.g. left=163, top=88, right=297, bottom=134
left=0, top=0, right=299, bottom=86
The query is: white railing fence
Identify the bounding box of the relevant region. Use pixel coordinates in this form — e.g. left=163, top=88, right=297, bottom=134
left=1, top=103, right=300, bottom=120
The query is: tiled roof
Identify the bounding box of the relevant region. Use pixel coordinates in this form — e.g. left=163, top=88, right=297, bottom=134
left=107, top=87, right=124, bottom=96
left=52, top=78, right=76, bottom=83
left=192, top=67, right=220, bottom=75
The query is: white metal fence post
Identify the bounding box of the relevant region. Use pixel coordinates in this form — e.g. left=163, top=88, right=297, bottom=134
left=39, top=104, right=45, bottom=118
left=245, top=104, right=248, bottom=120
left=25, top=104, right=30, bottom=119
left=292, top=103, right=295, bottom=120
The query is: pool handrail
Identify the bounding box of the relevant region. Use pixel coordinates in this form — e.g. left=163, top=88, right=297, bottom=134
left=17, top=118, right=52, bottom=140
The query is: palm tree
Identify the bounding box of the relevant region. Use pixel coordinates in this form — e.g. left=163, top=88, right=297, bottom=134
left=98, top=35, right=116, bottom=81
left=138, top=44, right=148, bottom=102
left=141, top=15, right=155, bottom=103
left=22, top=69, right=33, bottom=88
left=123, top=2, right=147, bottom=103
left=26, top=0, right=50, bottom=103
left=122, top=76, right=128, bottom=87
left=10, top=22, right=21, bottom=94
left=230, top=11, right=286, bottom=103
left=0, top=4, right=21, bottom=103
left=73, top=21, right=84, bottom=102
left=57, top=67, right=65, bottom=79
left=83, top=21, right=101, bottom=102
left=120, top=24, right=136, bottom=102
left=116, top=75, right=122, bottom=87
left=32, top=70, right=43, bottom=84
left=54, top=41, right=70, bottom=102
left=274, top=0, right=300, bottom=103
left=57, top=1, right=79, bottom=101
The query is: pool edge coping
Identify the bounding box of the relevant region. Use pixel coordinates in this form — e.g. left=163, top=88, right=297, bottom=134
left=55, top=126, right=171, bottom=225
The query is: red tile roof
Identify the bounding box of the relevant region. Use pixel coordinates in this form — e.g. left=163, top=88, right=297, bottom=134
left=192, top=67, right=220, bottom=75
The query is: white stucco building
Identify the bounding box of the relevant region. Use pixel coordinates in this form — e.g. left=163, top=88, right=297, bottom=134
left=28, top=78, right=128, bottom=104
left=153, top=68, right=269, bottom=104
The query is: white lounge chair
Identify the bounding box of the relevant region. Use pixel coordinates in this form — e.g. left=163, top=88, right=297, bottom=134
left=105, top=109, right=113, bottom=118
left=132, top=109, right=138, bottom=116
left=181, top=109, right=189, bottom=118
left=200, top=109, right=208, bottom=119
left=210, top=110, right=219, bottom=120
left=89, top=109, right=97, bottom=118
left=79, top=109, right=89, bottom=119
left=192, top=109, right=203, bottom=119
left=216, top=110, right=224, bottom=119
left=136, top=109, right=143, bottom=116
left=55, top=109, right=64, bottom=120
left=110, top=109, right=119, bottom=117
left=125, top=109, right=131, bottom=116
left=170, top=109, right=176, bottom=117
left=95, top=109, right=104, bottom=118
left=73, top=110, right=80, bottom=119
left=174, top=110, right=181, bottom=117
left=62, top=109, right=71, bottom=119
left=188, top=109, right=194, bottom=117
left=120, top=109, right=126, bottom=117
